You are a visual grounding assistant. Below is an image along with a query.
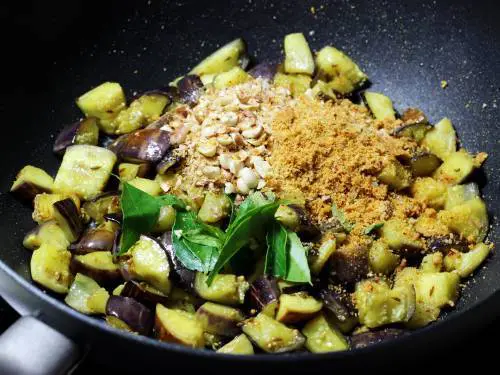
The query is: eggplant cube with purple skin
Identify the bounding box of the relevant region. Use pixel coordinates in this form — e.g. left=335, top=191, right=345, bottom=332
left=10, top=165, right=54, bottom=201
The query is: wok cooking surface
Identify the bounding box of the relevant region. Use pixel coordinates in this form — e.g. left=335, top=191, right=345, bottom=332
left=0, top=0, right=499, bottom=371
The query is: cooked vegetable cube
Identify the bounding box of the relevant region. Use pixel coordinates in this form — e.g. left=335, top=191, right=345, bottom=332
left=69, top=221, right=118, bottom=254
left=53, top=198, right=83, bottom=242
left=217, top=334, right=254, bottom=355
left=32, top=193, right=80, bottom=224
left=302, top=313, right=348, bottom=353
left=411, top=177, right=447, bottom=209
left=393, top=123, right=433, bottom=144
left=409, top=152, right=442, bottom=177
left=311, top=80, right=338, bottom=100
left=444, top=242, right=492, bottom=278
left=155, top=304, right=205, bottom=348
left=53, top=117, right=99, bottom=155
left=377, top=159, right=412, bottom=190
left=71, top=251, right=121, bottom=284
left=422, top=118, right=456, bottom=161
left=10, top=165, right=54, bottom=201
left=380, top=218, right=423, bottom=253
left=248, top=276, right=280, bottom=317
left=275, top=292, right=323, bottom=324
left=310, top=238, right=337, bottom=275
left=242, top=312, right=305, bottom=353
left=194, top=273, right=249, bottom=305
left=54, top=145, right=117, bottom=200
left=438, top=197, right=489, bottom=242
left=416, top=272, right=460, bottom=308
left=82, top=192, right=120, bottom=223
left=65, top=273, right=109, bottom=314
left=123, top=235, right=171, bottom=295
left=275, top=204, right=320, bottom=240
left=190, top=38, right=248, bottom=76
left=196, top=302, right=245, bottom=336
left=419, top=252, right=443, bottom=273
left=30, top=244, right=73, bottom=294
left=316, top=46, right=367, bottom=94
left=318, top=288, right=356, bottom=326
left=159, top=232, right=196, bottom=291
left=198, top=192, right=232, bottom=223
left=108, top=128, right=170, bottom=163
left=283, top=33, right=315, bottom=75
left=152, top=205, right=176, bottom=233
left=362, top=92, right=396, bottom=120
left=118, top=163, right=150, bottom=182
left=213, top=67, right=251, bottom=89
left=106, top=296, right=153, bottom=335
left=445, top=183, right=480, bottom=210
left=23, top=220, right=70, bottom=251
left=126, top=177, right=162, bottom=196
left=329, top=241, right=369, bottom=284
left=76, top=82, right=126, bottom=134
left=120, top=280, right=169, bottom=306
left=368, top=240, right=400, bottom=275
left=113, top=283, right=126, bottom=296
left=433, top=149, right=476, bottom=185
left=273, top=73, right=312, bottom=97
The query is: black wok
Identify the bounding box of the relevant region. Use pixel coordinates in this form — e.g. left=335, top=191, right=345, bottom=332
left=0, top=0, right=499, bottom=373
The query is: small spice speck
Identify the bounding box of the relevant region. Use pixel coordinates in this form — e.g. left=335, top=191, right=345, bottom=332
left=310, top=6, right=316, bottom=14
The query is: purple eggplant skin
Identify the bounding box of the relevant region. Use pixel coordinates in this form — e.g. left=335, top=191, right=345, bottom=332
left=319, top=288, right=356, bottom=323
left=70, top=254, right=122, bottom=285
left=248, top=276, right=280, bottom=313
left=106, top=296, right=153, bottom=335
left=177, top=75, right=204, bottom=106
left=53, top=117, right=99, bottom=155
left=120, top=280, right=169, bottom=306
left=11, top=182, right=51, bottom=202
left=53, top=198, right=83, bottom=242
left=329, top=243, right=369, bottom=285
left=158, top=231, right=195, bottom=291
left=69, top=224, right=118, bottom=254
left=427, top=236, right=469, bottom=254
left=108, top=128, right=171, bottom=163
left=248, top=62, right=278, bottom=81
left=350, top=328, right=408, bottom=349
left=288, top=204, right=321, bottom=241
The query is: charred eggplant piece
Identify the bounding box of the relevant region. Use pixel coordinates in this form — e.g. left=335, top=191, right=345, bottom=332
left=10, top=165, right=54, bottom=202
left=275, top=292, right=323, bottom=324
left=53, top=117, right=99, bottom=155
left=248, top=276, right=280, bottom=317
left=106, top=296, right=153, bottom=335
left=177, top=75, right=204, bottom=106
left=120, top=280, right=169, bottom=306
left=23, top=220, right=70, bottom=251
left=69, top=221, right=118, bottom=254
left=196, top=302, right=246, bottom=337
left=71, top=251, right=121, bottom=284
left=82, top=192, right=120, bottom=223
left=108, top=128, right=170, bottom=163
left=409, top=152, right=442, bottom=177
left=155, top=304, right=205, bottom=348
left=248, top=61, right=278, bottom=80
left=159, top=231, right=196, bottom=291
left=350, top=328, right=407, bottom=349
left=53, top=198, right=83, bottom=242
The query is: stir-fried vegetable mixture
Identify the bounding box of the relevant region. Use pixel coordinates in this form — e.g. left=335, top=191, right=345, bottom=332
left=11, top=32, right=493, bottom=354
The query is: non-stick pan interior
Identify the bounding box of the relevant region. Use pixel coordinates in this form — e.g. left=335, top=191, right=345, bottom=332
left=1, top=0, right=499, bottom=348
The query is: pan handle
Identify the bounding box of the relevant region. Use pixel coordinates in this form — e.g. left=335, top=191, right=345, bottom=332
left=0, top=315, right=81, bottom=375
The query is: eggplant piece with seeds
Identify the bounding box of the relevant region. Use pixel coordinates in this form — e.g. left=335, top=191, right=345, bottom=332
left=10, top=165, right=54, bottom=201
left=177, top=75, right=204, bottom=106
left=159, top=231, right=196, bottom=291
left=196, top=302, right=246, bottom=337
left=120, top=280, right=169, bottom=306
left=108, top=128, right=170, bottom=163
left=53, top=117, right=99, bottom=155
left=248, top=276, right=280, bottom=317
left=106, top=296, right=153, bottom=335
left=71, top=251, right=121, bottom=284
left=53, top=198, right=83, bottom=243
left=350, top=328, right=407, bottom=349
left=248, top=61, right=278, bottom=80
left=69, top=221, right=118, bottom=254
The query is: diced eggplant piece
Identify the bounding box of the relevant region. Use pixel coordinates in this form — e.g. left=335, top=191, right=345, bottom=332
left=242, top=312, right=305, bottom=353
left=69, top=221, right=118, bottom=254
left=64, top=273, right=109, bottom=314
left=350, top=328, right=407, bottom=349
left=354, top=279, right=416, bottom=328
left=194, top=273, right=249, bottom=305
left=362, top=92, right=396, bottom=120
left=155, top=304, right=205, bottom=348
left=126, top=177, right=162, bottom=196
left=437, top=197, right=489, bottom=242
left=82, top=192, right=121, bottom=223
left=401, top=108, right=428, bottom=125
left=30, top=244, right=73, bottom=294
left=198, top=192, right=232, bottom=224
left=152, top=205, right=176, bottom=233
left=310, top=80, right=339, bottom=100
left=248, top=276, right=280, bottom=317
left=444, top=242, right=492, bottom=278
left=380, top=218, right=424, bottom=254
left=106, top=296, right=153, bottom=335
left=196, top=302, right=245, bottom=337
left=274, top=204, right=321, bottom=240
left=32, top=193, right=80, bottom=224
left=190, top=38, right=248, bottom=76
left=315, top=46, right=367, bottom=94
left=118, top=163, right=151, bottom=182
left=156, top=151, right=181, bottom=174
left=122, top=235, right=171, bottom=295
left=53, top=198, right=84, bottom=242
left=377, top=159, right=412, bottom=190
left=177, top=75, right=204, bottom=106
left=248, top=62, right=278, bottom=81
left=108, top=128, right=170, bottom=164
left=283, top=33, right=315, bottom=75
left=319, top=287, right=356, bottom=324
left=427, top=235, right=469, bottom=254
left=392, top=123, right=432, bottom=143
left=273, top=72, right=312, bottom=97
left=445, top=183, right=480, bottom=210
left=310, top=238, right=337, bottom=275
left=409, top=152, right=442, bottom=177
left=120, top=280, right=169, bottom=306
left=277, top=280, right=311, bottom=295
left=53, top=117, right=99, bottom=155
left=54, top=145, right=117, bottom=200
left=411, top=177, right=447, bottom=209
left=329, top=242, right=369, bottom=284
left=113, top=283, right=126, bottom=296
left=368, top=240, right=400, bottom=275
left=217, top=334, right=254, bottom=355
left=165, top=287, right=202, bottom=313
left=213, top=67, right=252, bottom=89
left=419, top=252, right=444, bottom=273
left=275, top=292, right=323, bottom=324
left=159, top=232, right=196, bottom=291
left=302, top=313, right=348, bottom=353
left=105, top=316, right=134, bottom=333
left=76, top=82, right=126, bottom=134
left=422, top=118, right=457, bottom=161
left=10, top=165, right=54, bottom=201
left=23, top=220, right=70, bottom=251
left=71, top=251, right=121, bottom=284
left=433, top=149, right=476, bottom=185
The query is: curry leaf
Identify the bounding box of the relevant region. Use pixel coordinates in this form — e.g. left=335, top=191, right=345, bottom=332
left=331, top=203, right=355, bottom=233
left=285, top=231, right=311, bottom=284
left=363, top=222, right=384, bottom=236
left=156, top=194, right=186, bottom=210
left=265, top=222, right=288, bottom=278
